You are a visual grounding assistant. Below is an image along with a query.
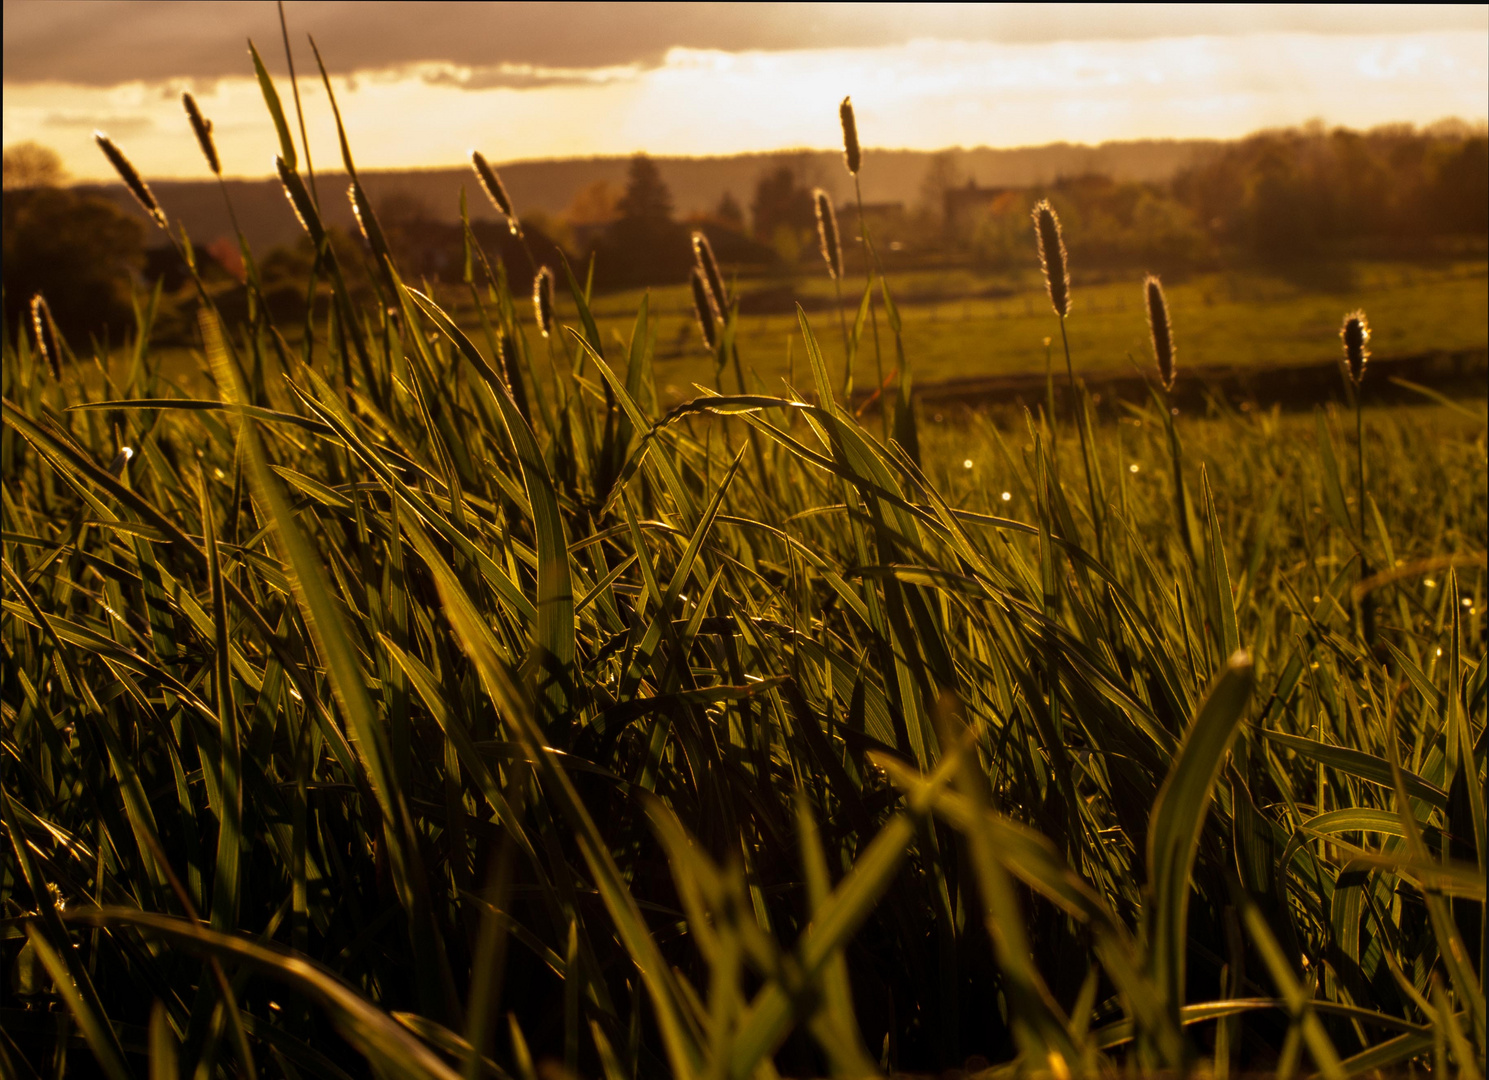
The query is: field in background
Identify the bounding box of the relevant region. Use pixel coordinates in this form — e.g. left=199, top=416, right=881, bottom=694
left=562, top=258, right=1489, bottom=400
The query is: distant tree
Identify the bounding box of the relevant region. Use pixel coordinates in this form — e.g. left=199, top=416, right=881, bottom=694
left=3, top=142, right=66, bottom=191
left=749, top=165, right=814, bottom=243
left=3, top=186, right=143, bottom=343
left=1171, top=122, right=1488, bottom=258
left=1245, top=148, right=1320, bottom=260
left=592, top=154, right=689, bottom=287
left=614, top=155, right=673, bottom=224
left=714, top=191, right=745, bottom=232
left=917, top=150, right=965, bottom=232
left=1427, top=135, right=1488, bottom=234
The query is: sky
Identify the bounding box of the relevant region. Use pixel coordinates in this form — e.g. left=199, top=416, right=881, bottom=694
left=4, top=2, right=1487, bottom=182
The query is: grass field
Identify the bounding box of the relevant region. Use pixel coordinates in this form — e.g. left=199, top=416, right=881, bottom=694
left=3, top=53, right=1487, bottom=1080
left=516, top=260, right=1489, bottom=403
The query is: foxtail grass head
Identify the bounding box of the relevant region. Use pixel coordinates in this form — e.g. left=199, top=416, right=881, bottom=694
left=691, top=230, right=727, bottom=318
left=1340, top=310, right=1369, bottom=385
left=276, top=156, right=322, bottom=244
left=690, top=268, right=720, bottom=352
left=95, top=132, right=166, bottom=228
left=181, top=93, right=220, bottom=176
left=30, top=295, right=61, bottom=380
left=1145, top=275, right=1176, bottom=391
left=814, top=189, right=842, bottom=281
left=348, top=182, right=373, bottom=245
left=533, top=266, right=555, bottom=337
left=840, top=96, right=861, bottom=176
left=1032, top=200, right=1068, bottom=318
left=472, top=151, right=521, bottom=236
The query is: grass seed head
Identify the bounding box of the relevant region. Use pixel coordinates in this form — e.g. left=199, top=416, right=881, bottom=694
left=690, top=268, right=720, bottom=352
left=533, top=266, right=555, bottom=337
left=276, top=156, right=322, bottom=243
left=815, top=189, right=842, bottom=281
left=472, top=150, right=521, bottom=236
left=691, top=230, right=727, bottom=318
left=30, top=294, right=60, bottom=380
left=1032, top=199, right=1069, bottom=318
left=348, top=182, right=371, bottom=243
left=495, top=327, right=515, bottom=382
left=181, top=93, right=220, bottom=176
left=94, top=132, right=166, bottom=228
left=1145, top=274, right=1176, bottom=391
left=840, top=96, right=861, bottom=176
left=1340, top=310, right=1369, bottom=385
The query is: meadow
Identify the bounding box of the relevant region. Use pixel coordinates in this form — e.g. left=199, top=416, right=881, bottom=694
left=562, top=260, right=1488, bottom=402
left=2, top=41, right=1486, bottom=1080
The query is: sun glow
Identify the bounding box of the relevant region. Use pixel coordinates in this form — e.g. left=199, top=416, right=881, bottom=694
left=4, top=30, right=1484, bottom=182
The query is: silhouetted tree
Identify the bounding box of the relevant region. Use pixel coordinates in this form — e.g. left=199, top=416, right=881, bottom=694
left=592, top=154, right=689, bottom=287
left=3, top=186, right=143, bottom=343
left=1428, top=136, right=1489, bottom=234
left=1171, top=123, right=1488, bottom=258
left=614, top=155, right=673, bottom=224
left=3, top=142, right=66, bottom=191
left=749, top=164, right=815, bottom=243
left=714, top=191, right=745, bottom=232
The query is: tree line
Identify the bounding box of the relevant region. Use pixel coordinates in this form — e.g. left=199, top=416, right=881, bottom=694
left=4, top=121, right=1485, bottom=342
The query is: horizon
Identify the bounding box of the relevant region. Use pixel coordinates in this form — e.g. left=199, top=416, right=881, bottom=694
left=4, top=2, right=1486, bottom=184
left=42, top=119, right=1487, bottom=197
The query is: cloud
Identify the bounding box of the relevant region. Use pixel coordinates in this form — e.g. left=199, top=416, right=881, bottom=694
left=4, top=1, right=1486, bottom=87
left=42, top=111, right=154, bottom=134
left=417, top=62, right=644, bottom=92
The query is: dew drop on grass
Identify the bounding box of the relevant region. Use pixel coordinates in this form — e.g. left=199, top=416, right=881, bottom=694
left=1129, top=463, right=1140, bottom=473
left=1001, top=491, right=1012, bottom=501
left=963, top=459, right=973, bottom=469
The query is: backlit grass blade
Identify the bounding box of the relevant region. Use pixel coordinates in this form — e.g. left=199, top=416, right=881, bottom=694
left=199, top=467, right=241, bottom=939
left=1201, top=465, right=1240, bottom=661
left=1147, top=649, right=1254, bottom=1055
left=249, top=40, right=296, bottom=171
left=201, top=309, right=458, bottom=1022
left=406, top=287, right=575, bottom=724
left=67, top=908, right=464, bottom=1080
left=1238, top=897, right=1346, bottom=1079
left=1389, top=737, right=1487, bottom=1053
left=396, top=499, right=702, bottom=1078
left=22, top=927, right=132, bottom=1080
left=794, top=791, right=878, bottom=1076
left=728, top=749, right=964, bottom=1078
left=4, top=790, right=132, bottom=1080
left=1259, top=729, right=1448, bottom=807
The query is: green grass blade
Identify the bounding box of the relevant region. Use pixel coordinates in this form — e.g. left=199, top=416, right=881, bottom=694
left=249, top=40, right=296, bottom=171
left=1147, top=649, right=1254, bottom=1052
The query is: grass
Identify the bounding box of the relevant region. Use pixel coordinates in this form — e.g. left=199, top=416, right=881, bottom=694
left=2, top=32, right=1486, bottom=1080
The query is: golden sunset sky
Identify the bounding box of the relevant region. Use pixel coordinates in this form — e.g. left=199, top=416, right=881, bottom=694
left=4, top=2, right=1486, bottom=182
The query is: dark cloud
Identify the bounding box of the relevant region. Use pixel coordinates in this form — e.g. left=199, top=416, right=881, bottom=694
left=5, top=1, right=1486, bottom=87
